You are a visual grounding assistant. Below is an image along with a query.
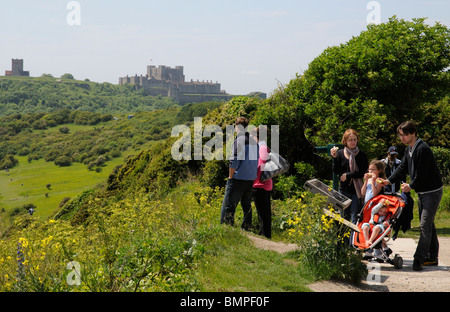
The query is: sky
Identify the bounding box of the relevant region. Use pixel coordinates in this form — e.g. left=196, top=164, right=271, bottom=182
left=0, top=0, right=449, bottom=96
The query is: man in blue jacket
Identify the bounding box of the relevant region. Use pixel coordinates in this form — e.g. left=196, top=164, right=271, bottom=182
left=381, top=121, right=443, bottom=271
left=220, top=117, right=259, bottom=230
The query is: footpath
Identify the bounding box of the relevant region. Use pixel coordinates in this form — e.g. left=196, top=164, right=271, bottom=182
left=309, top=236, right=450, bottom=292
left=247, top=233, right=450, bottom=292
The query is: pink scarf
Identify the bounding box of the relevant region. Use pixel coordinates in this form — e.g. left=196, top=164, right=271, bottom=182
left=345, top=147, right=363, bottom=199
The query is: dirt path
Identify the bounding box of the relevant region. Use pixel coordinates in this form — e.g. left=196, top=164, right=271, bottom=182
left=247, top=233, right=450, bottom=292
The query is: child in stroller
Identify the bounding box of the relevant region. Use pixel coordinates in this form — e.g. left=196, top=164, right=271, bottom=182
left=362, top=199, right=391, bottom=248
left=351, top=194, right=405, bottom=269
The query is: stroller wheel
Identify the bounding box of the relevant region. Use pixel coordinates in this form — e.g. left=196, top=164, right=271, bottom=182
left=393, top=254, right=403, bottom=269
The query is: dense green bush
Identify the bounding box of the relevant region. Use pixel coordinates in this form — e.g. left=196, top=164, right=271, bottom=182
left=280, top=17, right=449, bottom=159
left=440, top=186, right=450, bottom=212
left=54, top=156, right=72, bottom=167
left=0, top=154, right=19, bottom=169
left=432, top=146, right=450, bottom=185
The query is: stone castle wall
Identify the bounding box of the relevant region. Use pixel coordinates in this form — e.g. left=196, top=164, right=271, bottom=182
left=119, top=65, right=232, bottom=104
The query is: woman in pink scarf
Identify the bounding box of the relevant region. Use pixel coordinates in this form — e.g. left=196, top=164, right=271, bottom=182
left=331, top=129, right=368, bottom=224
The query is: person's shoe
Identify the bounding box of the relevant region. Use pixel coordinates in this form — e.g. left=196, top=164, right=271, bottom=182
left=423, top=258, right=438, bottom=266
left=413, top=258, right=423, bottom=271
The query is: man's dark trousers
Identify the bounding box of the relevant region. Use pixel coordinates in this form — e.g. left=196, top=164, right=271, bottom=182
left=220, top=178, right=253, bottom=230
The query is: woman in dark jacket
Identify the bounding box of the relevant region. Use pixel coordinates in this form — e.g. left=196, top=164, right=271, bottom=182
left=331, top=129, right=368, bottom=224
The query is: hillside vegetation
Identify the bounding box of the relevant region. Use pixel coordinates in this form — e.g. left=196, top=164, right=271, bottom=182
left=0, top=76, right=178, bottom=117
left=0, top=102, right=221, bottom=219
left=0, top=17, right=449, bottom=292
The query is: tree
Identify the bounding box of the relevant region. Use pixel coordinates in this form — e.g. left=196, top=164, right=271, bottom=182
left=54, top=156, right=72, bottom=167
left=284, top=16, right=449, bottom=156
left=0, top=154, right=19, bottom=169
left=61, top=73, right=74, bottom=80
left=59, top=126, right=70, bottom=134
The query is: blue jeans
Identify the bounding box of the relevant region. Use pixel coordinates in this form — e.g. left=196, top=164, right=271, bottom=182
left=220, top=178, right=253, bottom=230
left=415, top=188, right=443, bottom=262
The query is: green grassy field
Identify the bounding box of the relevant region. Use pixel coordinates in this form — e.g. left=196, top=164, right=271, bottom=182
left=0, top=112, right=167, bottom=221
left=0, top=155, right=128, bottom=220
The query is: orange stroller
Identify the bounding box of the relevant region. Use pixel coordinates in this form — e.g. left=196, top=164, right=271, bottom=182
left=350, top=194, right=405, bottom=269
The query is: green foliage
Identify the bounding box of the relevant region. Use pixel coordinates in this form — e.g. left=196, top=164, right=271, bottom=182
left=419, top=97, right=450, bottom=148
left=0, top=76, right=178, bottom=117
left=106, top=137, right=189, bottom=198
left=0, top=154, right=18, bottom=169
left=274, top=175, right=298, bottom=200
left=283, top=16, right=449, bottom=158
left=277, top=194, right=367, bottom=283
left=297, top=17, right=449, bottom=109
left=0, top=109, right=180, bottom=170
left=52, top=189, right=96, bottom=222
left=8, top=203, right=36, bottom=218
left=272, top=162, right=317, bottom=200
left=54, top=156, right=72, bottom=167
left=440, top=186, right=450, bottom=212
left=175, top=101, right=222, bottom=124
left=294, top=162, right=317, bottom=189
left=200, top=159, right=228, bottom=189
left=432, top=146, right=450, bottom=185
left=0, top=182, right=224, bottom=292
left=60, top=73, right=74, bottom=80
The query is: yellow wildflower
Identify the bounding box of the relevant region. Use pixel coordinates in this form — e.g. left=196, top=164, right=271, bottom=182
left=18, top=237, right=29, bottom=248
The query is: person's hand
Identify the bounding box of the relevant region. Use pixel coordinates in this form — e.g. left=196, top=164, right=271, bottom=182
left=377, top=178, right=390, bottom=186
left=330, top=146, right=339, bottom=158
left=340, top=173, right=347, bottom=182
left=364, top=173, right=373, bottom=180
left=401, top=183, right=411, bottom=193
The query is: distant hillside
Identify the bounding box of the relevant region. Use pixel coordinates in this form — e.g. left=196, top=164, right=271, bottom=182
left=0, top=76, right=178, bottom=117
left=0, top=100, right=222, bottom=171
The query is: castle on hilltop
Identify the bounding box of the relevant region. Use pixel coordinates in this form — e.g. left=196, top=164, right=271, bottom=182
left=5, top=59, right=29, bottom=77
left=119, top=65, right=266, bottom=104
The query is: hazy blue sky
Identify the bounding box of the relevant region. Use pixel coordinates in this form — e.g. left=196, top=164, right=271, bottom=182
left=1, top=0, right=449, bottom=95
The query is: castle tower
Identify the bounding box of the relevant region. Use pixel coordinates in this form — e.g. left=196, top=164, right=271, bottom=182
left=5, top=59, right=30, bottom=77
left=147, top=65, right=185, bottom=82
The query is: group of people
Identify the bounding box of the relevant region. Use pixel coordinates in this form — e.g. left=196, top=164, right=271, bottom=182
left=220, top=117, right=273, bottom=239
left=220, top=118, right=443, bottom=271
left=331, top=121, right=443, bottom=271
